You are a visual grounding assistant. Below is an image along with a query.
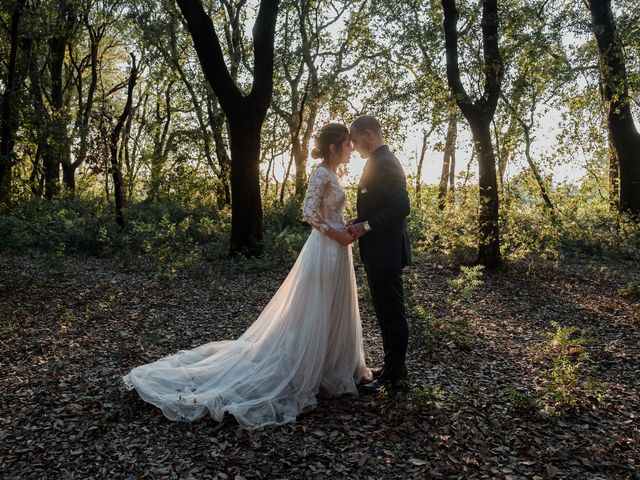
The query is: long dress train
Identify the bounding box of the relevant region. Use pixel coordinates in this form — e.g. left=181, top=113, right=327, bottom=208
left=122, top=166, right=370, bottom=429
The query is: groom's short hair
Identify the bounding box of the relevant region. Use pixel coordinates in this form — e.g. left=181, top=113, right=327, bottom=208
left=351, top=115, right=382, bottom=138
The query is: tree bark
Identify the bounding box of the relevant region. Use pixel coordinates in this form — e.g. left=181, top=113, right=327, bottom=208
left=43, top=1, right=76, bottom=199
left=63, top=18, right=102, bottom=192
left=442, top=0, right=503, bottom=268
left=177, top=0, right=279, bottom=256
left=448, top=137, right=456, bottom=197
left=110, top=54, right=138, bottom=228
left=608, top=136, right=620, bottom=208
left=588, top=0, right=640, bottom=216
left=280, top=150, right=294, bottom=204
left=0, top=0, right=27, bottom=204
left=25, top=36, right=50, bottom=199
left=206, top=98, right=232, bottom=207
left=496, top=110, right=518, bottom=192
left=229, top=118, right=263, bottom=255
left=438, top=112, right=457, bottom=210
left=415, top=130, right=428, bottom=203
left=293, top=105, right=317, bottom=198
left=523, top=126, right=555, bottom=214
left=148, top=80, right=173, bottom=201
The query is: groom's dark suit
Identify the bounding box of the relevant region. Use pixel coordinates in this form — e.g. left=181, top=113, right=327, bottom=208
left=356, top=145, right=411, bottom=381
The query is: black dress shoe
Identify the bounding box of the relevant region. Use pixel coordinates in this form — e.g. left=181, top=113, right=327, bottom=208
left=362, top=376, right=409, bottom=394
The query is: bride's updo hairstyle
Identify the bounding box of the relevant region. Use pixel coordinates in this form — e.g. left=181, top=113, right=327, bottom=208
left=310, top=123, right=349, bottom=164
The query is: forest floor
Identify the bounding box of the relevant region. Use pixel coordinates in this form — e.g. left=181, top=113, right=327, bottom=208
left=1, top=249, right=639, bottom=479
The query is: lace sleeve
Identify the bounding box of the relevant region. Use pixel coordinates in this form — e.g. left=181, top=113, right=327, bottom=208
left=302, top=167, right=330, bottom=233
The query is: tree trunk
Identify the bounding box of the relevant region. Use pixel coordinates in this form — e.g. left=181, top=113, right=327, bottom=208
left=43, top=1, right=76, bottom=199
left=293, top=135, right=308, bottom=198
left=177, top=0, right=279, bottom=256
left=588, top=0, right=640, bottom=216
left=207, top=99, right=232, bottom=207
left=496, top=110, right=518, bottom=192
left=110, top=55, right=138, bottom=228
left=25, top=37, right=50, bottom=199
left=148, top=81, right=173, bottom=201
left=470, top=121, right=500, bottom=267
left=438, top=112, right=457, bottom=210
left=63, top=22, right=101, bottom=192
left=0, top=0, right=27, bottom=204
left=263, top=151, right=275, bottom=197
left=280, top=150, right=294, bottom=204
left=442, top=0, right=503, bottom=268
left=212, top=123, right=232, bottom=207
left=292, top=100, right=316, bottom=199
left=229, top=119, right=263, bottom=256
left=29, top=146, right=43, bottom=197
left=415, top=131, right=428, bottom=203
left=523, top=126, right=554, bottom=214
left=608, top=138, right=620, bottom=208
left=448, top=138, right=456, bottom=197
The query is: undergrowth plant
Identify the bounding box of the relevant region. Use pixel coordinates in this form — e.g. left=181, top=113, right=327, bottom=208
left=409, top=265, right=485, bottom=354
left=508, top=321, right=607, bottom=414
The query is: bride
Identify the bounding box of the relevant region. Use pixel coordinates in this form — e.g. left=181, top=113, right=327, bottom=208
left=122, top=123, right=371, bottom=429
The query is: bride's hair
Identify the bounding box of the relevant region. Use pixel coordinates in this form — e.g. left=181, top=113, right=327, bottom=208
left=310, top=123, right=349, bottom=164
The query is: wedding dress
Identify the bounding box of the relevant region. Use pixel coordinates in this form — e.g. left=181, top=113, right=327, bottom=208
left=122, top=166, right=370, bottom=429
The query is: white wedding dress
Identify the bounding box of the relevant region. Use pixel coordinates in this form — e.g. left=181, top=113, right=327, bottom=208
left=122, top=166, right=370, bottom=429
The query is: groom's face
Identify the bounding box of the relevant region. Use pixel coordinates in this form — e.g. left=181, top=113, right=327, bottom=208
left=349, top=127, right=370, bottom=159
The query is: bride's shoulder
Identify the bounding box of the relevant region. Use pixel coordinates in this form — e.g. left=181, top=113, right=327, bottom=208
left=310, top=165, right=331, bottom=180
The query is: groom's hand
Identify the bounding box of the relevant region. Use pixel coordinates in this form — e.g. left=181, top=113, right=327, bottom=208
left=346, top=217, right=358, bottom=227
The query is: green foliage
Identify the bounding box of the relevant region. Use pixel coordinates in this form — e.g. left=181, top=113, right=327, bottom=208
left=505, top=387, right=541, bottom=413
left=526, top=321, right=607, bottom=413
left=409, top=265, right=485, bottom=354
left=619, top=274, right=640, bottom=299
left=408, top=384, right=446, bottom=413
left=407, top=184, right=478, bottom=263
left=0, top=197, right=225, bottom=268
left=407, top=178, right=640, bottom=264
left=448, top=265, right=485, bottom=300
left=0, top=190, right=314, bottom=277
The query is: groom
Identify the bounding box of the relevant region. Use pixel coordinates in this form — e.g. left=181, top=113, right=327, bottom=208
left=347, top=115, right=411, bottom=394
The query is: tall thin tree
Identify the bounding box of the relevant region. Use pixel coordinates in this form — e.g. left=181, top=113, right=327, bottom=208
left=110, top=53, right=138, bottom=228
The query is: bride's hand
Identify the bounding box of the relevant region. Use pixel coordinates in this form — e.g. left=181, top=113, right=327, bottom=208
left=337, top=230, right=355, bottom=246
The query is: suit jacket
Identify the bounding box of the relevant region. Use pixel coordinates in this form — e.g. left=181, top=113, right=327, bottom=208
left=356, top=145, right=411, bottom=270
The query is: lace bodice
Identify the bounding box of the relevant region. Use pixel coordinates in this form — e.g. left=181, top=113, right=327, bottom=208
left=302, top=166, right=346, bottom=233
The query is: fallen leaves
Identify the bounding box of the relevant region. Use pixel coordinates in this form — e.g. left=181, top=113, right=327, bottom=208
left=0, top=252, right=639, bottom=479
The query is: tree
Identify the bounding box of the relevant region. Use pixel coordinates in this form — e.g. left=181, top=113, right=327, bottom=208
left=370, top=0, right=458, bottom=206
left=109, top=53, right=138, bottom=227
left=42, top=0, right=77, bottom=198
left=438, top=105, right=457, bottom=210
left=176, top=0, right=279, bottom=256
left=442, top=0, right=504, bottom=268
left=587, top=0, right=640, bottom=216
left=496, top=0, right=566, bottom=215
left=273, top=0, right=370, bottom=200
left=0, top=0, right=27, bottom=204
left=130, top=0, right=231, bottom=206
left=64, top=0, right=122, bottom=192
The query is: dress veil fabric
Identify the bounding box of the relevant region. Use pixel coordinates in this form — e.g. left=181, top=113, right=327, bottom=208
left=122, top=166, right=370, bottom=429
